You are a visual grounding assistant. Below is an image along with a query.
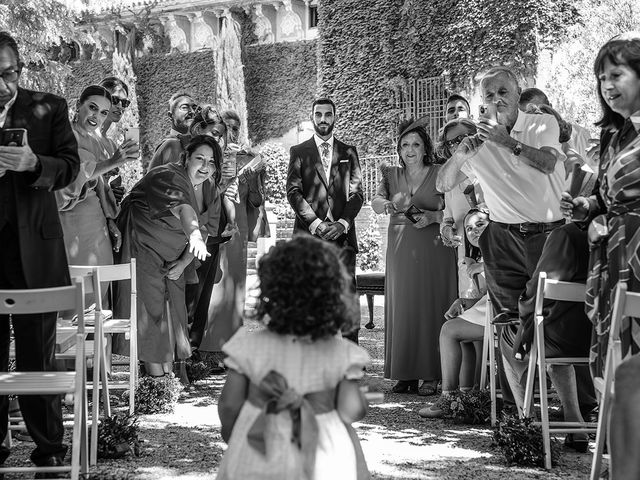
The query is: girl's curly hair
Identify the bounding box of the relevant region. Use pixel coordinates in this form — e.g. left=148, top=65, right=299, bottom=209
left=255, top=236, right=358, bottom=340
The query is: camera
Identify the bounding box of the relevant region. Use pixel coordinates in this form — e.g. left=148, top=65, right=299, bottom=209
left=0, top=128, right=26, bottom=147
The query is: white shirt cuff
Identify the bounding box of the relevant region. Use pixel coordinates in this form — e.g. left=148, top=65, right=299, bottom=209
left=309, top=218, right=322, bottom=235
left=338, top=218, right=350, bottom=233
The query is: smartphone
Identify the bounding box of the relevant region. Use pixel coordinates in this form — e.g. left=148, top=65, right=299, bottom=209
left=109, top=174, right=122, bottom=189
left=0, top=128, right=26, bottom=146
left=124, top=127, right=140, bottom=144
left=478, top=104, right=497, bottom=123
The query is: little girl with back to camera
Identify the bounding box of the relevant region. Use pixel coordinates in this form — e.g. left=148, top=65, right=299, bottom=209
left=216, top=235, right=370, bottom=480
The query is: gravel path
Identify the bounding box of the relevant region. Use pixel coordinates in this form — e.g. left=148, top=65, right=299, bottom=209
left=5, top=302, right=594, bottom=479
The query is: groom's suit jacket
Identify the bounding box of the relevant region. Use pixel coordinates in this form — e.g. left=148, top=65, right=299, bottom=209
left=286, top=136, right=363, bottom=251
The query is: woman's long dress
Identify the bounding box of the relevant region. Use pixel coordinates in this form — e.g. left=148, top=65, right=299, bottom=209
left=56, top=127, right=113, bottom=268
left=200, top=153, right=263, bottom=352
left=114, top=163, right=220, bottom=363
left=374, top=165, right=457, bottom=380
left=586, top=123, right=640, bottom=378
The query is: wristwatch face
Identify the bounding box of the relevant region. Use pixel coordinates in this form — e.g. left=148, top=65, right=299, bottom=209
left=513, top=142, right=523, bottom=156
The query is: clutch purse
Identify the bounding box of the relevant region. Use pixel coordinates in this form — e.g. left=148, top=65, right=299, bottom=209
left=404, top=204, right=423, bottom=224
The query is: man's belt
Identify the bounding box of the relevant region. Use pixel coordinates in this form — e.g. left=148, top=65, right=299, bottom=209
left=494, top=219, right=565, bottom=234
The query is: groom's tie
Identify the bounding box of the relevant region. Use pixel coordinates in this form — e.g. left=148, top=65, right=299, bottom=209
left=320, top=142, right=330, bottom=173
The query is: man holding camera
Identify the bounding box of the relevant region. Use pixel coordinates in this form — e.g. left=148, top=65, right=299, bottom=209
left=0, top=32, right=79, bottom=476
left=436, top=66, right=566, bottom=323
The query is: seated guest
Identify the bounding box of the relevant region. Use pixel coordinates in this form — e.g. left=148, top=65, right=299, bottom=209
left=420, top=208, right=490, bottom=418
left=114, top=135, right=221, bottom=379
left=500, top=221, right=595, bottom=452
left=372, top=118, right=457, bottom=395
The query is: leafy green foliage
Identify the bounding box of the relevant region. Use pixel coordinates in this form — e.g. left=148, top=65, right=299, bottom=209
left=245, top=41, right=317, bottom=144
left=318, top=0, right=578, bottom=155
left=261, top=142, right=289, bottom=206
left=0, top=0, right=80, bottom=94
left=446, top=390, right=491, bottom=425
left=135, top=374, right=183, bottom=414
left=357, top=214, right=382, bottom=272
left=493, top=415, right=562, bottom=467
left=135, top=51, right=217, bottom=166
left=96, top=413, right=140, bottom=459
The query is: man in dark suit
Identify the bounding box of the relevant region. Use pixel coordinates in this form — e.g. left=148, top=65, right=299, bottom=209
left=286, top=98, right=364, bottom=342
left=0, top=32, right=79, bottom=476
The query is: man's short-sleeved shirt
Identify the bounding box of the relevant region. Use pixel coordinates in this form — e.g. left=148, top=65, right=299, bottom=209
left=463, top=111, right=566, bottom=224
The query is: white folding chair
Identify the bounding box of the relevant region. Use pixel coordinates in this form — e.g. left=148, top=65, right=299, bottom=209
left=590, top=281, right=639, bottom=480
left=0, top=280, right=89, bottom=479
left=479, top=297, right=499, bottom=426
left=67, top=261, right=138, bottom=466
left=522, top=272, right=596, bottom=469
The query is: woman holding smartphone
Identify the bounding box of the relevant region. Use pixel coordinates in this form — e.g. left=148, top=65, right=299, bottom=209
left=56, top=84, right=139, bottom=268
left=372, top=118, right=457, bottom=395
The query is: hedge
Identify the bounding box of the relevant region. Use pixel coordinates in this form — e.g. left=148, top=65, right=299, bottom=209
left=135, top=51, right=217, bottom=164
left=244, top=40, right=317, bottom=145
left=317, top=0, right=578, bottom=155
left=65, top=59, right=113, bottom=113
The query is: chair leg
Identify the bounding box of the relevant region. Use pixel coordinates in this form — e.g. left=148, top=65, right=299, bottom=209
left=90, top=337, right=102, bottom=466
left=100, top=340, right=111, bottom=418
left=130, top=325, right=137, bottom=416
left=480, top=316, right=491, bottom=390
left=522, top=338, right=538, bottom=418
left=489, top=322, right=498, bottom=427
left=591, top=362, right=615, bottom=480
left=536, top=331, right=552, bottom=469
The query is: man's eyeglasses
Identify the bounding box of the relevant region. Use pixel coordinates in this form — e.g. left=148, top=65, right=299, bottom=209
left=112, top=97, right=131, bottom=108
left=444, top=134, right=471, bottom=149
left=0, top=69, right=20, bottom=84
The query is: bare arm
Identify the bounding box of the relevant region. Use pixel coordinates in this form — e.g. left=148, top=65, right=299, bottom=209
left=336, top=379, right=368, bottom=423
left=218, top=370, right=249, bottom=443
left=170, top=203, right=209, bottom=261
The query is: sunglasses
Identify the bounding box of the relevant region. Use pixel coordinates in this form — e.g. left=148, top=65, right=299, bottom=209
left=112, top=97, right=131, bottom=108
left=444, top=134, right=471, bottom=149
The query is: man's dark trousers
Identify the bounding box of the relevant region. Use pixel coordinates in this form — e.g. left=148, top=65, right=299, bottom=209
left=0, top=224, right=66, bottom=465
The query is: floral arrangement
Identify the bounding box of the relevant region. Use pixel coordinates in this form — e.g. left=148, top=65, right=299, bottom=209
left=135, top=373, right=183, bottom=414
left=446, top=390, right=491, bottom=425
left=357, top=213, right=383, bottom=272
left=96, top=413, right=140, bottom=459
left=493, top=414, right=562, bottom=467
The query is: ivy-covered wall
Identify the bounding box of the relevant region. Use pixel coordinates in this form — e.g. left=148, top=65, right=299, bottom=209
left=244, top=40, right=317, bottom=145
left=135, top=51, right=216, bottom=163
left=65, top=59, right=113, bottom=111
left=317, top=0, right=578, bottom=155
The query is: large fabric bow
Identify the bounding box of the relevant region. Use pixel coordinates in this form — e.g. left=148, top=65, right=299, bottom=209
left=246, top=370, right=333, bottom=479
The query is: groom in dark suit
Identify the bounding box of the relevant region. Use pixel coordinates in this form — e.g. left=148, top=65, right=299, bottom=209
left=0, top=32, right=79, bottom=475
left=286, top=98, right=364, bottom=342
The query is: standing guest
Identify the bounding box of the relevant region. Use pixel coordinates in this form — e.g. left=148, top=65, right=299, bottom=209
left=561, top=32, right=640, bottom=382
left=97, top=76, right=131, bottom=205
left=518, top=87, right=595, bottom=174
left=372, top=118, right=457, bottom=395
left=438, top=118, right=482, bottom=299
left=56, top=85, right=139, bottom=267
left=199, top=109, right=266, bottom=356
left=114, top=135, right=220, bottom=378
left=0, top=31, right=79, bottom=475
left=420, top=208, right=490, bottom=418
left=216, top=236, right=370, bottom=480
left=445, top=94, right=471, bottom=122
left=147, top=91, right=197, bottom=171
left=436, top=66, right=566, bottom=326
left=286, top=98, right=364, bottom=343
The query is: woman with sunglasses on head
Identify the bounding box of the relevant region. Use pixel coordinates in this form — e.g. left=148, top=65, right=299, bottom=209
left=114, top=135, right=224, bottom=380
left=93, top=77, right=139, bottom=253
left=438, top=119, right=483, bottom=300
left=56, top=84, right=139, bottom=269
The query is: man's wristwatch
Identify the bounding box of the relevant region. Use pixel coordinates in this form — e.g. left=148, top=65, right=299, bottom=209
left=512, top=142, right=523, bottom=156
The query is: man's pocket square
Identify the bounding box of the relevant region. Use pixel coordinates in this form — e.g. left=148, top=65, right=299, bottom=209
left=339, top=159, right=349, bottom=163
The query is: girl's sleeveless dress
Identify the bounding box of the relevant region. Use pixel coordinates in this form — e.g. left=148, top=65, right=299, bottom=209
left=216, top=327, right=370, bottom=480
